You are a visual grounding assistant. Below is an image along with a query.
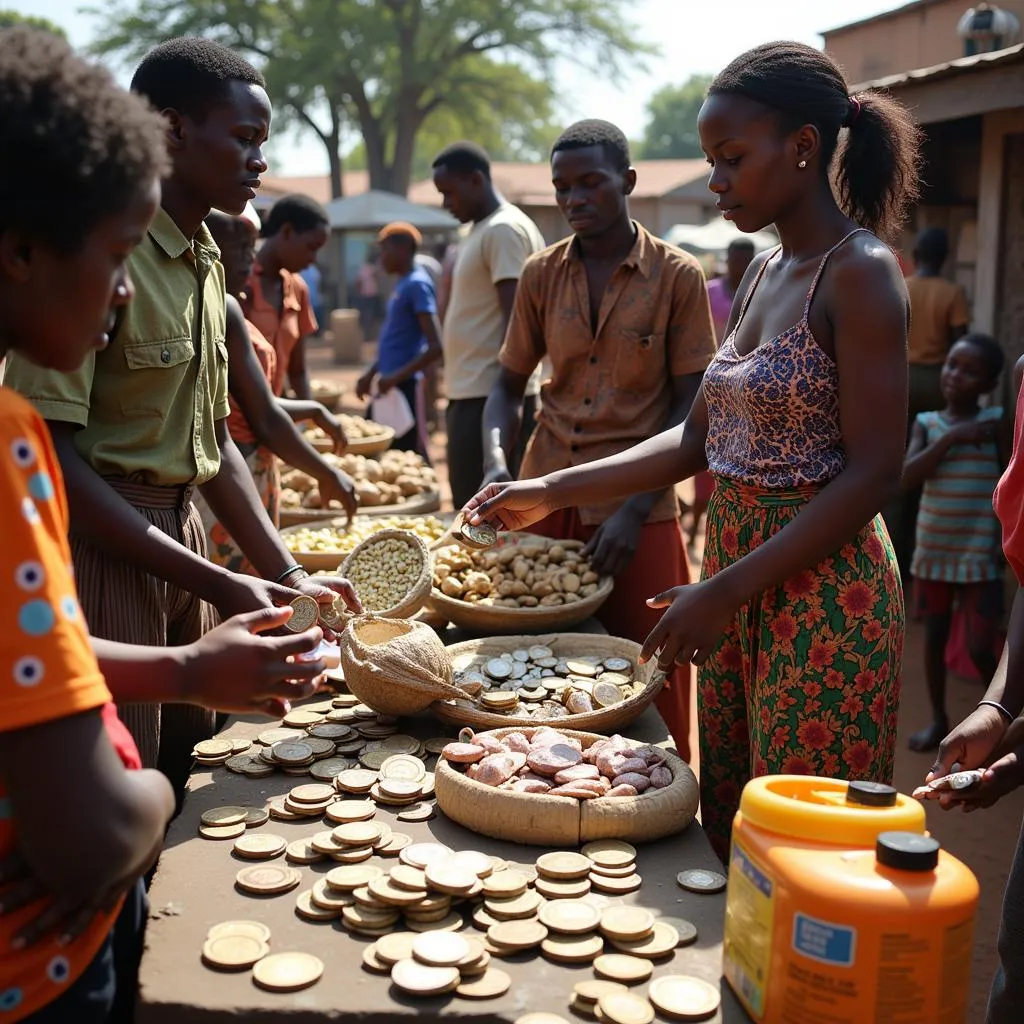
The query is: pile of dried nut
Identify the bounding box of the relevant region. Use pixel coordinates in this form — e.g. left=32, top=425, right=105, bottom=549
left=343, top=537, right=424, bottom=612
left=281, top=450, right=437, bottom=510
left=305, top=413, right=388, bottom=444
left=433, top=538, right=602, bottom=609
left=284, top=515, right=446, bottom=557
left=449, top=646, right=642, bottom=719
left=442, top=729, right=673, bottom=799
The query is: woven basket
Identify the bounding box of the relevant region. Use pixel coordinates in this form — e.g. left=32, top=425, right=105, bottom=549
left=310, top=382, right=343, bottom=412
left=427, top=534, right=613, bottom=635
left=279, top=488, right=441, bottom=528
left=280, top=513, right=448, bottom=574
left=434, top=727, right=698, bottom=846
left=429, top=634, right=663, bottom=735
left=338, top=615, right=469, bottom=716
left=310, top=428, right=395, bottom=456
left=338, top=529, right=433, bottom=620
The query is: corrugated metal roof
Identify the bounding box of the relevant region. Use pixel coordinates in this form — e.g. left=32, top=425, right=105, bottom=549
left=851, top=41, right=1024, bottom=91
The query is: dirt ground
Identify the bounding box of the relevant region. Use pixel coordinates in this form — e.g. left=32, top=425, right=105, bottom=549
left=309, top=338, right=1022, bottom=1023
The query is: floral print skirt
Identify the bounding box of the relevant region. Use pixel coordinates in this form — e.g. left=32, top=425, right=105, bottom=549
left=194, top=444, right=280, bottom=577
left=698, top=475, right=904, bottom=860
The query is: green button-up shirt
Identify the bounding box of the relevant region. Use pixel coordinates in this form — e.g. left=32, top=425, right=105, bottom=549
left=3, top=207, right=229, bottom=486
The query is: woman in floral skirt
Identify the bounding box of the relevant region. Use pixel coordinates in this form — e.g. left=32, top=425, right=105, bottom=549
left=466, top=41, right=921, bottom=858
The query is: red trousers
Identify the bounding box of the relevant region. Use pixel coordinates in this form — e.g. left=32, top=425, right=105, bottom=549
left=531, top=509, right=692, bottom=762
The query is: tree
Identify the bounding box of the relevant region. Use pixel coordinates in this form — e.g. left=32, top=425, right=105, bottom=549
left=638, top=75, right=712, bottom=160
left=87, top=0, right=650, bottom=197
left=0, top=9, right=67, bottom=36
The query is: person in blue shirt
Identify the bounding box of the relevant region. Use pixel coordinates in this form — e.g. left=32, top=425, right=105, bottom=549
left=356, top=222, right=442, bottom=458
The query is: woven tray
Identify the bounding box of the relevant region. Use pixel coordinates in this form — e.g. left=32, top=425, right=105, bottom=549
left=338, top=528, right=433, bottom=620
left=280, top=512, right=448, bottom=574
left=310, top=383, right=343, bottom=412
left=310, top=428, right=395, bottom=457
left=434, top=727, right=698, bottom=846
left=427, top=534, right=613, bottom=635
left=429, top=633, right=663, bottom=735
left=279, top=488, right=441, bottom=528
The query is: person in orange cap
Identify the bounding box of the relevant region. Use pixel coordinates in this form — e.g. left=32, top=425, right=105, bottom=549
left=356, top=222, right=442, bottom=457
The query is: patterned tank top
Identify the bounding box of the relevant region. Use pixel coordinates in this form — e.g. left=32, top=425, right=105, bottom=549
left=704, top=229, right=869, bottom=489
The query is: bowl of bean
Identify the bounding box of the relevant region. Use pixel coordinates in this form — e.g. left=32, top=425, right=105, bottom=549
left=337, top=529, right=433, bottom=620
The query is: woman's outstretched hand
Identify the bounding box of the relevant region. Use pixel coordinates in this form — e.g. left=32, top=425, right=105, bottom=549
left=464, top=478, right=555, bottom=534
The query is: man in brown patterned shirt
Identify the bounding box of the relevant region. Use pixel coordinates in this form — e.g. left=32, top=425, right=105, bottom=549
left=480, top=120, right=716, bottom=758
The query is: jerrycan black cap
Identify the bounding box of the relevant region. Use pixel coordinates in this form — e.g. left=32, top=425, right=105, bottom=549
left=846, top=780, right=898, bottom=807
left=877, top=831, right=940, bottom=872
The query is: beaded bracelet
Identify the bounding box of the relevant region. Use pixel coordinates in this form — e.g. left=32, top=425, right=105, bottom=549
left=978, top=699, right=1016, bottom=723
left=274, top=563, right=307, bottom=585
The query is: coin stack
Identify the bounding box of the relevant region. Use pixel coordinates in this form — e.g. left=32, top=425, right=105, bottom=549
left=192, top=736, right=253, bottom=767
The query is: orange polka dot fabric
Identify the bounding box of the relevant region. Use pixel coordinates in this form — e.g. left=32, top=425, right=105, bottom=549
left=0, top=387, right=134, bottom=1020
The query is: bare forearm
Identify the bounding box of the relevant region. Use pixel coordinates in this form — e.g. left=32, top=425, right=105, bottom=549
left=483, top=386, right=525, bottom=472
left=252, top=403, right=337, bottom=482
left=713, top=464, right=898, bottom=608
left=289, top=367, right=311, bottom=401
left=198, top=437, right=293, bottom=579
left=279, top=398, right=325, bottom=425
left=902, top=438, right=950, bottom=491
left=388, top=344, right=443, bottom=384
left=52, top=426, right=229, bottom=603
left=93, top=638, right=186, bottom=704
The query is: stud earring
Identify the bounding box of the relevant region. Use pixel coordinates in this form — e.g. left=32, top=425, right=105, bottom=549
left=798, top=160, right=807, bottom=169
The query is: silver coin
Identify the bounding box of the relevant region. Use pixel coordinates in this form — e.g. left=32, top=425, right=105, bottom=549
left=676, top=869, right=727, bottom=894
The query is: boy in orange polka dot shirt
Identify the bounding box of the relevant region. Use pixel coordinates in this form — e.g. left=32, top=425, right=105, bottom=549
left=0, top=30, right=331, bottom=1022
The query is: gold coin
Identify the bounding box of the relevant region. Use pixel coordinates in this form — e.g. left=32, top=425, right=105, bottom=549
left=485, top=889, right=542, bottom=920
left=282, top=709, right=324, bottom=728
left=311, top=830, right=343, bottom=855
left=599, top=907, right=655, bottom=943
left=336, top=768, right=379, bottom=792
left=377, top=832, right=413, bottom=856
left=405, top=911, right=464, bottom=933
left=194, top=739, right=233, bottom=757
left=396, top=802, right=435, bottom=823
left=574, top=979, right=629, bottom=1005
left=252, top=951, right=323, bottom=991
left=284, top=795, right=333, bottom=816
left=426, top=863, right=479, bottom=895
left=200, top=805, right=247, bottom=827
left=233, top=833, right=287, bottom=860
left=379, top=753, right=427, bottom=783
left=456, top=967, right=511, bottom=999
left=405, top=906, right=454, bottom=925
left=595, top=991, right=655, bottom=1024
left=201, top=934, right=269, bottom=970
left=419, top=772, right=436, bottom=797
left=515, top=1015, right=572, bottom=1024
left=312, top=878, right=358, bottom=911
left=377, top=778, right=423, bottom=800
left=230, top=737, right=253, bottom=753
left=389, top=864, right=428, bottom=892
left=647, top=975, right=720, bottom=1021
left=446, top=850, right=495, bottom=879
left=609, top=922, right=679, bottom=960
left=289, top=782, right=335, bottom=804
left=199, top=822, right=246, bottom=841
left=352, top=885, right=390, bottom=910
left=401, top=842, right=454, bottom=870
left=271, top=741, right=314, bottom=764
left=390, top=958, right=461, bottom=996
left=535, top=875, right=591, bottom=900
left=266, top=796, right=303, bottom=822
left=285, top=595, right=320, bottom=633
left=325, top=863, right=384, bottom=891
left=368, top=876, right=427, bottom=906
left=412, top=931, right=470, bottom=967
left=569, top=998, right=598, bottom=1022
left=362, top=946, right=392, bottom=974
left=374, top=931, right=419, bottom=966
left=242, top=806, right=270, bottom=828
left=235, top=864, right=301, bottom=895
left=590, top=863, right=638, bottom=879
left=590, top=873, right=642, bottom=895
left=330, top=845, right=374, bottom=864
left=285, top=839, right=324, bottom=864
left=295, top=889, right=341, bottom=921
left=541, top=932, right=604, bottom=964
left=207, top=920, right=271, bottom=943
left=539, top=899, right=601, bottom=935
left=654, top=916, right=698, bottom=947
left=536, top=851, right=592, bottom=880
left=325, top=799, right=376, bottom=823
left=342, top=904, right=400, bottom=928
left=487, top=919, right=548, bottom=950
left=482, top=870, right=530, bottom=899
left=458, top=935, right=487, bottom=969
left=582, top=840, right=637, bottom=869
left=257, top=727, right=305, bottom=746
left=593, top=953, right=653, bottom=983
left=333, top=821, right=386, bottom=847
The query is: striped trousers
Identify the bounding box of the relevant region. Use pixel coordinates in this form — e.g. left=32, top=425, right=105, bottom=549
left=71, top=478, right=215, bottom=796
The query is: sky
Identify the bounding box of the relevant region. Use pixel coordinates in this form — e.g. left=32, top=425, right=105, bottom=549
left=15, top=0, right=905, bottom=177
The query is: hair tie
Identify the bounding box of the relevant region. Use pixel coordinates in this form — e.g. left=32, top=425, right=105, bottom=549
left=843, top=96, right=862, bottom=127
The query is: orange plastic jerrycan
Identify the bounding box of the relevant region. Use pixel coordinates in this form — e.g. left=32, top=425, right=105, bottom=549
left=724, top=776, right=979, bottom=1024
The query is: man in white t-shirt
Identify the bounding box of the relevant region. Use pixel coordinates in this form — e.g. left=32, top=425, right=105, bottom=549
left=432, top=142, right=546, bottom=507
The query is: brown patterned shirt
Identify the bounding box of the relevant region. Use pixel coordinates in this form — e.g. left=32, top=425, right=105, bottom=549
left=499, top=222, right=716, bottom=524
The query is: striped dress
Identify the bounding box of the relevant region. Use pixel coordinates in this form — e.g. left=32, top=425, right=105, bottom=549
left=911, top=407, right=1003, bottom=584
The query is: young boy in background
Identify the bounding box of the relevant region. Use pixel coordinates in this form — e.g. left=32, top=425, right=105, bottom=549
left=0, top=29, right=327, bottom=1022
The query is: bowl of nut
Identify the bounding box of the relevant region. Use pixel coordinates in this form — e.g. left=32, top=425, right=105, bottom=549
left=305, top=413, right=395, bottom=455
left=309, top=378, right=344, bottom=412
left=279, top=449, right=441, bottom=527
left=280, top=513, right=449, bottom=573
left=428, top=534, right=613, bottom=634
left=337, top=528, right=433, bottom=620
left=434, top=727, right=698, bottom=845
left=429, top=633, right=663, bottom=735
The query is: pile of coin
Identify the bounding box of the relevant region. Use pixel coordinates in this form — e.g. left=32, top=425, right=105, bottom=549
left=450, top=646, right=643, bottom=719
left=201, top=919, right=325, bottom=993
left=192, top=736, right=254, bottom=767
left=197, top=804, right=269, bottom=840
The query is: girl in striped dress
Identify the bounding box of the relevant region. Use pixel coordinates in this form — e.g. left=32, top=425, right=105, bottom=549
left=903, top=334, right=1006, bottom=751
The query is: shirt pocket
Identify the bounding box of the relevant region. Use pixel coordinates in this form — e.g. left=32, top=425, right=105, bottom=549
left=120, top=338, right=195, bottom=416
left=612, top=330, right=664, bottom=393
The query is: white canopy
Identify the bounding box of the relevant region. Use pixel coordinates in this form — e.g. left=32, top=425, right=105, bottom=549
left=324, top=190, right=458, bottom=232
left=665, top=219, right=778, bottom=255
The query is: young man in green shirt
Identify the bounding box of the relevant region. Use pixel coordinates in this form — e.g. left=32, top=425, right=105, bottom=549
left=3, top=38, right=358, bottom=789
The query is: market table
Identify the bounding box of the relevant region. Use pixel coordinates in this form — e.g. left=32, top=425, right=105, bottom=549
left=137, top=705, right=749, bottom=1023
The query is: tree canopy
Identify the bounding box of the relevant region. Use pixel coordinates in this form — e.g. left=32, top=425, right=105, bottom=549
left=88, top=0, right=650, bottom=197
left=0, top=8, right=67, bottom=36
left=637, top=74, right=712, bottom=160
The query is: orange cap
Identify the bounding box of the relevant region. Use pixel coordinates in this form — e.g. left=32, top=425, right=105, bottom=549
left=377, top=221, right=422, bottom=246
